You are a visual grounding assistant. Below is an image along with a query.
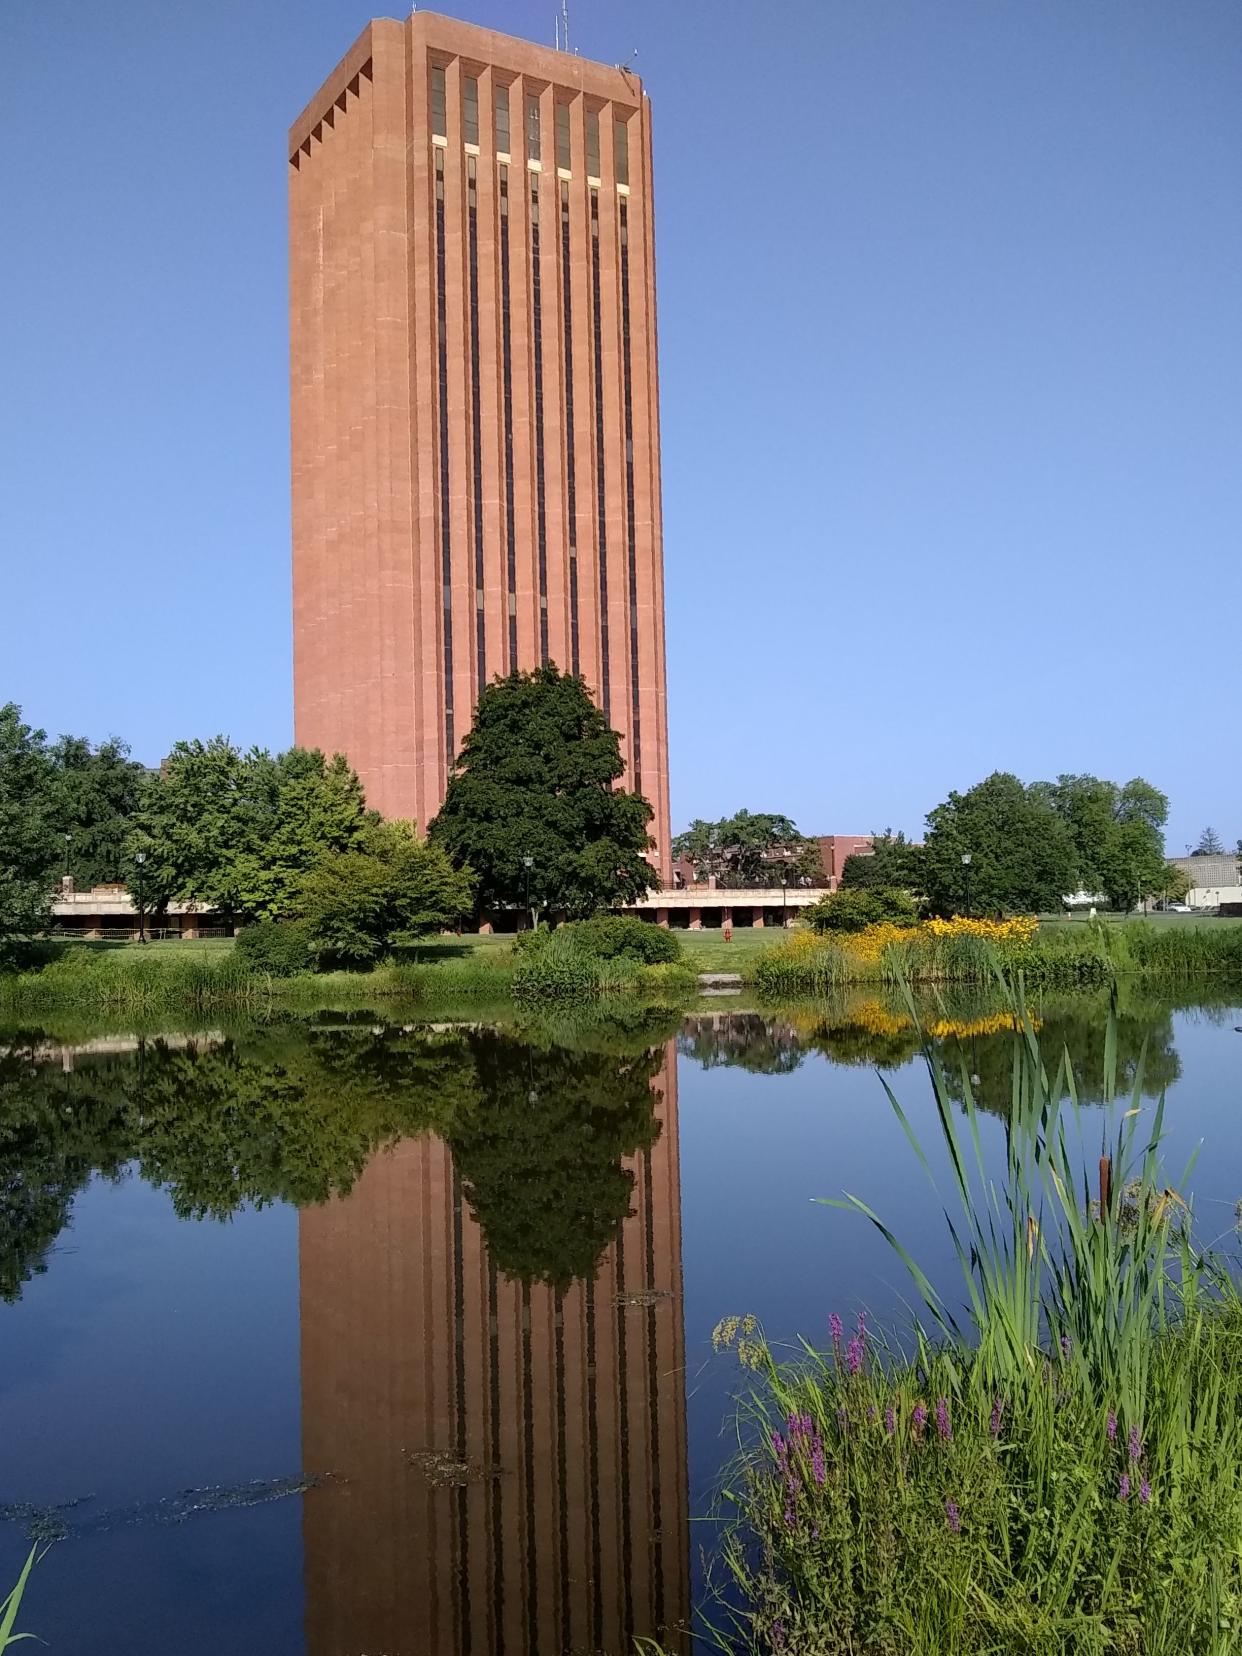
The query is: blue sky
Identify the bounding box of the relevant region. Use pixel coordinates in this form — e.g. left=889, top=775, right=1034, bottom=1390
left=3, top=0, right=1238, bottom=850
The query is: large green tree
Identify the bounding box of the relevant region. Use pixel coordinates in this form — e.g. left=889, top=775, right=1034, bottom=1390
left=1193, top=827, right=1224, bottom=856
left=132, top=740, right=373, bottom=921
left=0, top=704, right=60, bottom=958
left=923, top=772, right=1078, bottom=915
left=671, top=810, right=819, bottom=888
left=1031, top=774, right=1168, bottom=907
left=295, top=819, right=474, bottom=966
left=840, top=830, right=927, bottom=893
left=429, top=666, right=658, bottom=921
left=48, top=733, right=148, bottom=887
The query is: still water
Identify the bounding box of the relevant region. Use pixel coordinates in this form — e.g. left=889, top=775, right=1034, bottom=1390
left=1, top=986, right=1239, bottom=1653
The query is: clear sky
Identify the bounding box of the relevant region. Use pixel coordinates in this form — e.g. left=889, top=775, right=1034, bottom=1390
left=3, top=0, right=1238, bottom=851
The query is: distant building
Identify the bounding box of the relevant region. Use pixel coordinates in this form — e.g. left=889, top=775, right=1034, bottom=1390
left=816, top=835, right=874, bottom=890
left=50, top=879, right=233, bottom=939
left=1167, top=855, right=1242, bottom=911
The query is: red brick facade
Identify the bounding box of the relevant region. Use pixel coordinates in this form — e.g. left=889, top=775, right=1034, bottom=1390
left=817, top=834, right=874, bottom=889
left=289, top=16, right=672, bottom=876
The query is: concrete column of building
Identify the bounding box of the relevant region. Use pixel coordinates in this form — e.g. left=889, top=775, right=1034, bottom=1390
left=688, top=908, right=702, bottom=930
left=655, top=907, right=669, bottom=927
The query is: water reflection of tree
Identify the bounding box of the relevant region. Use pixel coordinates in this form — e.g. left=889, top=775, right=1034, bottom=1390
left=447, top=1032, right=663, bottom=1287
left=0, top=1015, right=667, bottom=1299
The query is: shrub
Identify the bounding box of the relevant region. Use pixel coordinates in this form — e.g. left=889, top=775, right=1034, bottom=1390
left=804, top=887, right=920, bottom=934
left=511, top=934, right=606, bottom=1002
left=235, top=921, right=312, bottom=978
left=567, top=914, right=683, bottom=964
left=513, top=915, right=683, bottom=965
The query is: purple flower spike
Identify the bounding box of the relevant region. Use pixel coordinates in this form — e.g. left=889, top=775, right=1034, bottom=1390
left=1060, top=1332, right=1071, bottom=1357
left=829, top=1312, right=843, bottom=1349
left=935, top=1397, right=953, bottom=1441
left=1128, top=1425, right=1142, bottom=1463
left=811, top=1439, right=826, bottom=1486
left=989, top=1396, right=1004, bottom=1437
left=945, top=1499, right=961, bottom=1534
left=911, top=1402, right=928, bottom=1440
left=772, top=1619, right=787, bottom=1650
left=857, top=1309, right=868, bottom=1337
left=846, top=1334, right=864, bottom=1376
left=1139, top=1479, right=1151, bottom=1505
left=771, top=1429, right=786, bottom=1459
left=883, top=1403, right=896, bottom=1437
left=1118, top=1472, right=1131, bottom=1501
left=1106, top=1409, right=1117, bottom=1442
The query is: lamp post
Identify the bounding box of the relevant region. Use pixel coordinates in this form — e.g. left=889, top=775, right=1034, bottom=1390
left=522, top=855, right=534, bottom=932
left=961, top=852, right=973, bottom=918
left=63, top=832, right=72, bottom=880
left=135, top=851, right=147, bottom=944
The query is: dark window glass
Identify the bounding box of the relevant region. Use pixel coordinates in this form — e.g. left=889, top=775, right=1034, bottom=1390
left=434, top=144, right=453, bottom=762
left=619, top=198, right=640, bottom=789
left=556, top=103, right=571, bottom=171
left=589, top=188, right=610, bottom=717
left=614, top=117, right=629, bottom=186
left=526, top=93, right=541, bottom=162
left=495, top=84, right=510, bottom=152
left=499, top=167, right=517, bottom=667
left=463, top=75, right=479, bottom=144
left=431, top=65, right=446, bottom=139
left=586, top=109, right=600, bottom=177
left=561, top=179, right=580, bottom=675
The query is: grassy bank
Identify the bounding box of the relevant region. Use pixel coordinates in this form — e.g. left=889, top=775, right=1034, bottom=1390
left=754, top=916, right=1242, bottom=997
left=698, top=998, right=1242, bottom=1654
left=0, top=932, right=697, bottom=1013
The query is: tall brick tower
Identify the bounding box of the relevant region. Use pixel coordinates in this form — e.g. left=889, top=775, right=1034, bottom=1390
left=289, top=13, right=672, bottom=876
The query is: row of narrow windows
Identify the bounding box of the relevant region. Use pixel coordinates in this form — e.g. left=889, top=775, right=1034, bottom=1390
left=434, top=157, right=642, bottom=769
left=432, top=66, right=631, bottom=184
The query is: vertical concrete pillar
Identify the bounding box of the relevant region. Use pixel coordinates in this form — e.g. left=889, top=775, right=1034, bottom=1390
left=655, top=908, right=669, bottom=927
left=753, top=911, right=765, bottom=928
left=688, top=908, right=702, bottom=931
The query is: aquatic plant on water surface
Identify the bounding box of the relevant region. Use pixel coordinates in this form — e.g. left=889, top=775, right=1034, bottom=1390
left=707, top=990, right=1242, bottom=1654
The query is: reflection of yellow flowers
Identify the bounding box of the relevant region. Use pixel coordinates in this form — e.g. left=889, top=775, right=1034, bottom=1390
left=820, top=997, right=1040, bottom=1041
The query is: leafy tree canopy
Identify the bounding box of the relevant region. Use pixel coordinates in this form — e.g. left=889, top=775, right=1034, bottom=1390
left=132, top=739, right=374, bottom=921
left=0, top=704, right=60, bottom=958
left=671, top=810, right=819, bottom=888
left=923, top=772, right=1078, bottom=916
left=429, top=666, right=658, bottom=920
left=1030, top=775, right=1168, bottom=906
left=840, top=831, right=926, bottom=893
left=1193, top=827, right=1224, bottom=856
left=295, top=819, right=475, bottom=967
left=48, top=733, right=148, bottom=888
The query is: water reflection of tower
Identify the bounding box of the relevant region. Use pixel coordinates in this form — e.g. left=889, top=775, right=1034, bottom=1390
left=298, top=1040, right=688, bottom=1655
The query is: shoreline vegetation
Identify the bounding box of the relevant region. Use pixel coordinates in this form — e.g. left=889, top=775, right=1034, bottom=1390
left=1, top=915, right=1241, bottom=1012
left=691, top=993, right=1242, bottom=1655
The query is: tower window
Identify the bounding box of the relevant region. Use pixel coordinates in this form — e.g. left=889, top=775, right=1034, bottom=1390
left=495, top=84, right=510, bottom=153
left=614, top=117, right=629, bottom=186
left=526, top=93, right=541, bottom=162
left=586, top=109, right=600, bottom=177
left=463, top=75, right=479, bottom=145
left=556, top=103, right=571, bottom=171
left=431, top=65, right=446, bottom=139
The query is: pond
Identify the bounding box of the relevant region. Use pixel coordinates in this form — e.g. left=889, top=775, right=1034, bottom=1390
left=1, top=984, right=1239, bottom=1653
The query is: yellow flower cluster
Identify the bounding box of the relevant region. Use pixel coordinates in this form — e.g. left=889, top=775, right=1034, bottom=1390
left=840, top=922, right=919, bottom=963
left=923, top=915, right=1039, bottom=945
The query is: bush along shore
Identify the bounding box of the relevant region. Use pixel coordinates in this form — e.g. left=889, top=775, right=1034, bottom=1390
left=703, top=997, right=1242, bottom=1655
left=754, top=914, right=1242, bottom=997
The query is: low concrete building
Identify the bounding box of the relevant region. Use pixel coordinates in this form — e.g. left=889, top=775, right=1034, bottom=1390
left=619, top=885, right=820, bottom=928
left=50, top=880, right=233, bottom=940
left=1167, top=855, right=1242, bottom=912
